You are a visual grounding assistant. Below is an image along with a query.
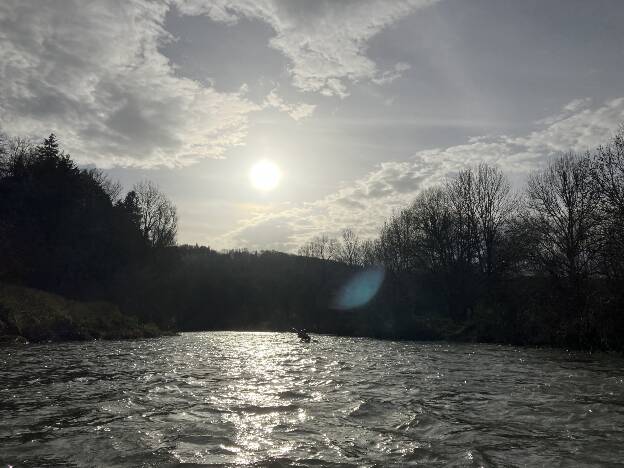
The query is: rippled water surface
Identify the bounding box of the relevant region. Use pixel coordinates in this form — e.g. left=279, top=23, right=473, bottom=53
left=2, top=332, right=624, bottom=467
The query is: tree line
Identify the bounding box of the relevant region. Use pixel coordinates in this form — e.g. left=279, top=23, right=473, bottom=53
left=298, top=128, right=624, bottom=349
left=0, top=134, right=177, bottom=298
left=0, top=134, right=361, bottom=336
left=1, top=130, right=623, bottom=349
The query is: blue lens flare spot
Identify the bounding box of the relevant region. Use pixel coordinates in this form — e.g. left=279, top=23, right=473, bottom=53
left=333, top=266, right=385, bottom=310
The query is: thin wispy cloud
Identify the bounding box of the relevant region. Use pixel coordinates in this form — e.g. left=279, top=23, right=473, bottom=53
left=221, top=97, right=624, bottom=251
left=264, top=89, right=316, bottom=121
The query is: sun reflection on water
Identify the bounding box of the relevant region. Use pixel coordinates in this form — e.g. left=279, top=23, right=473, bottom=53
left=217, top=333, right=309, bottom=465
left=5, top=332, right=624, bottom=466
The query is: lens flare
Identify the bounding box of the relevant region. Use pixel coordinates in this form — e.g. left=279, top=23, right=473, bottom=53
left=332, top=266, right=385, bottom=310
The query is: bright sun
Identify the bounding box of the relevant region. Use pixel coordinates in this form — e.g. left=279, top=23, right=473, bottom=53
left=249, top=160, right=281, bottom=191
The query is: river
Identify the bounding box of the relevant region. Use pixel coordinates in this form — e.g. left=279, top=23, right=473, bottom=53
left=2, top=332, right=624, bottom=467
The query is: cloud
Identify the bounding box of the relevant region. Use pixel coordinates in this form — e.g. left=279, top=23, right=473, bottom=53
left=0, top=0, right=259, bottom=168
left=174, top=0, right=437, bottom=97
left=372, top=62, right=412, bottom=85
left=0, top=0, right=436, bottom=165
left=519, top=98, right=624, bottom=154
left=264, top=89, right=315, bottom=120
left=0, top=0, right=438, bottom=166
left=222, top=97, right=624, bottom=251
left=228, top=215, right=296, bottom=252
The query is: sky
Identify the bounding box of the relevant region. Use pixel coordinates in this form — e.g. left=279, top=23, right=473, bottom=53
left=1, top=0, right=624, bottom=251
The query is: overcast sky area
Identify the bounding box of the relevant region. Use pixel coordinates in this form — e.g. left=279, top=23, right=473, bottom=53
left=2, top=0, right=624, bottom=251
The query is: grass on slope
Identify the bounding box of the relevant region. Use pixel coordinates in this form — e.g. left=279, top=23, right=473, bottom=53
left=0, top=283, right=162, bottom=343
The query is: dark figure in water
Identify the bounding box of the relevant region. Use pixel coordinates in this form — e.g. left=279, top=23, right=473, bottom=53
left=293, top=328, right=311, bottom=342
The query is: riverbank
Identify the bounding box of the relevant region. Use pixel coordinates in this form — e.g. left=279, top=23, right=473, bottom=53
left=0, top=283, right=169, bottom=343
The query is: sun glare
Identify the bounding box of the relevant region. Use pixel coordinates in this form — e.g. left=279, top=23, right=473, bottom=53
left=249, top=160, right=281, bottom=191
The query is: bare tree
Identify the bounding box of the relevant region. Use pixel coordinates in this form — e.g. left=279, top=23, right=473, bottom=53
left=338, top=228, right=361, bottom=266
left=0, top=134, right=34, bottom=179
left=0, top=133, right=10, bottom=178
left=359, top=238, right=381, bottom=266
left=86, top=168, right=123, bottom=203
left=472, top=163, right=516, bottom=275
left=377, top=208, right=419, bottom=273
left=409, top=186, right=455, bottom=274
left=525, top=152, right=601, bottom=287
left=443, top=164, right=516, bottom=276
left=446, top=169, right=480, bottom=270
left=592, top=128, right=624, bottom=283
left=372, top=165, right=514, bottom=287
left=297, top=234, right=339, bottom=261
left=593, top=127, right=624, bottom=216
left=297, top=242, right=314, bottom=258
left=133, top=180, right=178, bottom=248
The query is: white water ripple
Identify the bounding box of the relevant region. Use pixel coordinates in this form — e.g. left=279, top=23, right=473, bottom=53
left=1, top=332, right=624, bottom=467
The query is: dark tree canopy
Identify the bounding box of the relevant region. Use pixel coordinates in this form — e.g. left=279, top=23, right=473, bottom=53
left=2, top=129, right=624, bottom=351
left=0, top=134, right=146, bottom=296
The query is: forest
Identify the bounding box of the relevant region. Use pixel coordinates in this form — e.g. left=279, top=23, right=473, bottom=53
left=1, top=130, right=623, bottom=350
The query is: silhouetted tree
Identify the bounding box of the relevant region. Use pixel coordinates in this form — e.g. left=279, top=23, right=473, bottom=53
left=409, top=187, right=455, bottom=274
left=359, top=238, right=381, bottom=266
left=523, top=152, right=603, bottom=347
left=592, top=128, right=624, bottom=285
left=87, top=168, right=123, bottom=203
left=471, top=164, right=516, bottom=276
left=118, top=190, right=142, bottom=229
left=298, top=234, right=339, bottom=261
left=5, top=127, right=624, bottom=350
left=377, top=208, right=418, bottom=273
left=526, top=153, right=601, bottom=288
left=133, top=180, right=178, bottom=248
left=337, top=228, right=361, bottom=266
left=0, top=134, right=164, bottom=297
left=446, top=170, right=480, bottom=274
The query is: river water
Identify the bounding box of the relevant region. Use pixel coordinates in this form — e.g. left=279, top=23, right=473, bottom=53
left=1, top=332, right=624, bottom=467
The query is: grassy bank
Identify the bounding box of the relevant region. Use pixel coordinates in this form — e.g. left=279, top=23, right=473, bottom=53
left=0, top=283, right=167, bottom=343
